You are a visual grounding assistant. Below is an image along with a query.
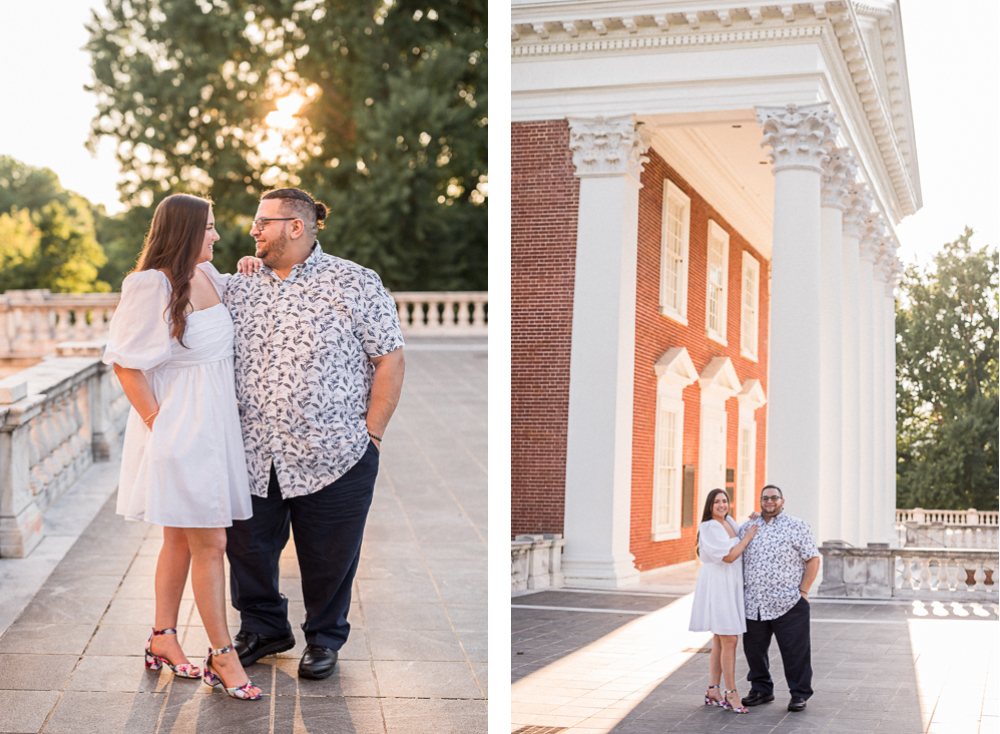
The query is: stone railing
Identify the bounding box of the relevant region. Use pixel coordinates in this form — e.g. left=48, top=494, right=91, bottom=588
left=818, top=541, right=997, bottom=602
left=896, top=523, right=998, bottom=549
left=0, top=341, right=128, bottom=557
left=0, top=290, right=119, bottom=359
left=512, top=534, right=565, bottom=592
left=895, top=508, right=999, bottom=525
left=0, top=290, right=488, bottom=360
left=392, top=292, right=488, bottom=335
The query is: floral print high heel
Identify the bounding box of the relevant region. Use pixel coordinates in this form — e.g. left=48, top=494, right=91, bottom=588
left=704, top=684, right=724, bottom=707
left=145, top=628, right=201, bottom=678
left=721, top=689, right=750, bottom=714
left=202, top=644, right=262, bottom=700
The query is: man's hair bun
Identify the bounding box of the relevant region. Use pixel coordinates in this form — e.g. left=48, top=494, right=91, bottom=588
left=315, top=203, right=328, bottom=221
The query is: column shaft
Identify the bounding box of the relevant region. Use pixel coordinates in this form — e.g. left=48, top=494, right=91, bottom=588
left=857, top=258, right=875, bottom=544
left=562, top=174, right=641, bottom=587
left=819, top=206, right=844, bottom=544
left=767, top=168, right=823, bottom=533
left=840, top=234, right=861, bottom=546
left=884, top=292, right=898, bottom=544
left=871, top=283, right=887, bottom=542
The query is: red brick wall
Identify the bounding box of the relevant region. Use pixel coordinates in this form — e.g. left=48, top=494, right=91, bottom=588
left=511, top=120, right=580, bottom=537
left=630, top=149, right=771, bottom=571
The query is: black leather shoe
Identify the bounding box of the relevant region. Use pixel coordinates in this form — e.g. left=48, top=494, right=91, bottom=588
left=298, top=644, right=339, bottom=680
left=788, top=697, right=807, bottom=712
left=233, top=630, right=296, bottom=666
left=741, top=690, right=775, bottom=707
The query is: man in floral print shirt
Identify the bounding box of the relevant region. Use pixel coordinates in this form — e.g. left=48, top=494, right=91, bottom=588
left=737, top=485, right=820, bottom=712
left=224, top=188, right=405, bottom=680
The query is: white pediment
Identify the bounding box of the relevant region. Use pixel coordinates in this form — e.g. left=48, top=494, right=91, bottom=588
left=737, top=378, right=767, bottom=412
left=698, top=357, right=741, bottom=401
left=654, top=346, right=699, bottom=391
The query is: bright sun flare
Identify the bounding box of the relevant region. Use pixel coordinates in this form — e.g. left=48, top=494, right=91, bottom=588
left=264, top=94, right=306, bottom=130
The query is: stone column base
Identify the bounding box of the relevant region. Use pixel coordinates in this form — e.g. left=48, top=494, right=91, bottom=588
left=562, top=557, right=640, bottom=588
left=0, top=502, right=44, bottom=558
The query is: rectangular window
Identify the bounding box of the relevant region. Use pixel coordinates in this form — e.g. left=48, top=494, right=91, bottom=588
left=706, top=220, right=729, bottom=345
left=652, top=396, right=684, bottom=540
left=660, top=180, right=690, bottom=324
left=741, top=252, right=760, bottom=361
left=737, top=423, right=756, bottom=521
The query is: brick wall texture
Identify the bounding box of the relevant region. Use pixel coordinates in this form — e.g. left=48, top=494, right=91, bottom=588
left=511, top=123, right=771, bottom=572
left=511, top=120, right=579, bottom=537
left=630, top=149, right=771, bottom=571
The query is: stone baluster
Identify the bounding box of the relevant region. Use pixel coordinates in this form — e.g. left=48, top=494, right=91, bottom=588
left=918, top=557, right=932, bottom=591
left=973, top=562, right=987, bottom=592
left=54, top=308, right=72, bottom=342
left=937, top=558, right=949, bottom=592
left=472, top=297, right=486, bottom=328
left=15, top=308, right=34, bottom=348
left=899, top=555, right=913, bottom=590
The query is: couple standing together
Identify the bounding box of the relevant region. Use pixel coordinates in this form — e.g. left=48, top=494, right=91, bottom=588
left=104, top=189, right=405, bottom=700
left=689, top=486, right=820, bottom=715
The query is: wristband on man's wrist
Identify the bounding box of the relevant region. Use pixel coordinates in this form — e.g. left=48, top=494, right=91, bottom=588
left=368, top=432, right=382, bottom=442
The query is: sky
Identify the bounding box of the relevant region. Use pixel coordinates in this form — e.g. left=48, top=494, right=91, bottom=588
left=0, top=1, right=997, bottom=265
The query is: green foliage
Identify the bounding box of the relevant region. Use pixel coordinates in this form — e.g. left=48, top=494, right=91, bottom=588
left=85, top=0, right=487, bottom=290
left=895, top=228, right=999, bottom=511
left=0, top=157, right=111, bottom=294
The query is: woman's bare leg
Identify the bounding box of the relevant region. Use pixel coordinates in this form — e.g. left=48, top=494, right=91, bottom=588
left=719, top=634, right=741, bottom=706
left=149, top=527, right=192, bottom=664
left=185, top=527, right=259, bottom=695
left=707, top=634, right=724, bottom=702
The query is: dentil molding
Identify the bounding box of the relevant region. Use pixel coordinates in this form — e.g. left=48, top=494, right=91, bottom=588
left=567, top=115, right=651, bottom=181
left=756, top=103, right=839, bottom=174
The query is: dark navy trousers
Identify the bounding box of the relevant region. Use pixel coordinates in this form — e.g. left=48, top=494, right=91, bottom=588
left=226, top=442, right=379, bottom=650
left=743, top=596, right=814, bottom=700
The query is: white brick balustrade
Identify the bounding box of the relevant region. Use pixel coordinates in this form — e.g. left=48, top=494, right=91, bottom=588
left=0, top=341, right=127, bottom=557
left=392, top=292, right=488, bottom=335
left=511, top=534, right=565, bottom=592
left=896, top=508, right=998, bottom=526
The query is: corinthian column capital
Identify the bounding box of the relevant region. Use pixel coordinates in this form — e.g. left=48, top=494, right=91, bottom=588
left=821, top=147, right=858, bottom=210
left=859, top=211, right=886, bottom=262
left=756, top=103, right=839, bottom=174
left=567, top=115, right=650, bottom=181
left=842, top=183, right=873, bottom=239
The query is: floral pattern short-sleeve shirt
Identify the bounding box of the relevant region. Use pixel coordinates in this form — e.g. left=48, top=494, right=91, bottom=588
left=738, top=511, right=819, bottom=621
left=224, top=242, right=404, bottom=499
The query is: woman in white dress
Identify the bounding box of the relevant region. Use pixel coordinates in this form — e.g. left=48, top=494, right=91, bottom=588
left=103, top=194, right=261, bottom=701
left=688, top=488, right=758, bottom=714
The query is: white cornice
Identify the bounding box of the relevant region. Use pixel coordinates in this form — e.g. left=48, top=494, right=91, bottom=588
left=512, top=0, right=920, bottom=219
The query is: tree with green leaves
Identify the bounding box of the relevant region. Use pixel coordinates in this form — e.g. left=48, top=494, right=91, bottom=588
left=895, top=228, right=998, bottom=511
left=0, top=157, right=111, bottom=294
left=85, top=0, right=487, bottom=291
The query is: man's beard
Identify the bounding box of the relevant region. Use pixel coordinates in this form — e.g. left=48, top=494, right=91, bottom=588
left=257, top=231, right=288, bottom=266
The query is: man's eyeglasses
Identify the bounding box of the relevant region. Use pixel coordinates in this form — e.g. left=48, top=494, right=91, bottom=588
left=760, top=495, right=782, bottom=503
left=251, top=217, right=297, bottom=230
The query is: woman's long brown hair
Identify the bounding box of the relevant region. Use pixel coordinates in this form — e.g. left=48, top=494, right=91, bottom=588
left=133, top=194, right=211, bottom=347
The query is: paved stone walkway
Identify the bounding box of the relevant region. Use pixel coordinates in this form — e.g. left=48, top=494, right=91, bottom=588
left=0, top=345, right=487, bottom=734
left=512, top=585, right=998, bottom=734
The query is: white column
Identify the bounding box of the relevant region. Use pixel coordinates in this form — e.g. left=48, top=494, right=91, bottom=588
left=839, top=184, right=870, bottom=547
left=857, top=213, right=884, bottom=545
left=561, top=115, right=649, bottom=588
left=818, top=148, right=855, bottom=545
left=885, top=256, right=903, bottom=545
left=756, top=103, right=838, bottom=536
left=870, top=249, right=888, bottom=542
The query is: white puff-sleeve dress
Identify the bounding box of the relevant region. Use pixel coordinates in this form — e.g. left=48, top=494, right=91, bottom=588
left=103, top=262, right=252, bottom=528
left=688, top=517, right=747, bottom=635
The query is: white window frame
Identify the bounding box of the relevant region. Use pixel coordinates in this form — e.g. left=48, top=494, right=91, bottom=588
left=659, top=180, right=690, bottom=325
left=705, top=219, right=729, bottom=346
left=736, top=420, right=757, bottom=522
left=652, top=394, right=684, bottom=541
left=741, top=251, right=760, bottom=362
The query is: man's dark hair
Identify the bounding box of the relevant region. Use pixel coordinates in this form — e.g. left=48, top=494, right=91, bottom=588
left=760, top=484, right=783, bottom=499
left=261, top=188, right=328, bottom=236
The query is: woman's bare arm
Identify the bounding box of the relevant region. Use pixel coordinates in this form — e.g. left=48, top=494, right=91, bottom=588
left=113, top=363, right=159, bottom=428
left=722, top=523, right=758, bottom=563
